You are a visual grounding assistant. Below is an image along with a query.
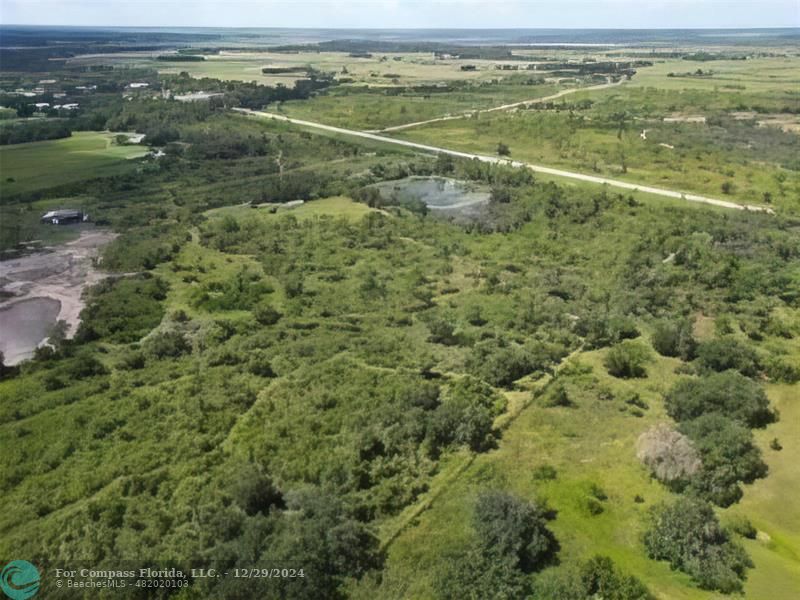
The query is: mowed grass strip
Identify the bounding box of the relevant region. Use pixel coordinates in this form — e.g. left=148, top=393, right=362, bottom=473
left=0, top=132, right=148, bottom=196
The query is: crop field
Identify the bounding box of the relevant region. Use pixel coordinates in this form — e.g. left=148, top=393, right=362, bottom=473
left=0, top=132, right=147, bottom=196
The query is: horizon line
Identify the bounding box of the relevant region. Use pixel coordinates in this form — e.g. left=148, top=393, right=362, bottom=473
left=1, top=23, right=799, bottom=31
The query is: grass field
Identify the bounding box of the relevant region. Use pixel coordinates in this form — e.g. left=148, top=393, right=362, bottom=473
left=0, top=132, right=147, bottom=197
left=279, top=82, right=565, bottom=130
left=365, top=345, right=800, bottom=599
left=71, top=50, right=568, bottom=87
left=628, top=57, right=800, bottom=94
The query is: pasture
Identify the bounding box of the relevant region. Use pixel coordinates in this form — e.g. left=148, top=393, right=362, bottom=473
left=0, top=132, right=147, bottom=197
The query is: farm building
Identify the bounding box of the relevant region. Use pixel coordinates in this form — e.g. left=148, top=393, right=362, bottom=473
left=40, top=209, right=87, bottom=225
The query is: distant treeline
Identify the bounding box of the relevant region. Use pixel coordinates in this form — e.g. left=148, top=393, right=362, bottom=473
left=157, top=54, right=205, bottom=62
left=0, top=120, right=71, bottom=145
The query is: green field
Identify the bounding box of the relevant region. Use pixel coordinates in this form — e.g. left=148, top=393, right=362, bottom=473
left=0, top=132, right=147, bottom=196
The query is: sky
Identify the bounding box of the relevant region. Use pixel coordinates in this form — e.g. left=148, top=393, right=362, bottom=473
left=0, top=0, right=798, bottom=29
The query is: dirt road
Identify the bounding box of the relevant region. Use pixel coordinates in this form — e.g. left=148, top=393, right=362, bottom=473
left=234, top=108, right=773, bottom=214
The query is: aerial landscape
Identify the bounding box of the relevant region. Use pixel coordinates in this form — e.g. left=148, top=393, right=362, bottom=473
left=0, top=1, right=798, bottom=598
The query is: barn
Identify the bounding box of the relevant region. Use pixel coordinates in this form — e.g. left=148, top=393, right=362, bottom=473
left=40, top=209, right=86, bottom=225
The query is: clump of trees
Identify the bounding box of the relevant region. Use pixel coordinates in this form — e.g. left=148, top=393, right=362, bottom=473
left=661, top=371, right=773, bottom=506
left=664, top=370, right=774, bottom=428
left=695, top=337, right=760, bottom=378
left=436, top=490, right=557, bottom=599
left=644, top=497, right=752, bottom=593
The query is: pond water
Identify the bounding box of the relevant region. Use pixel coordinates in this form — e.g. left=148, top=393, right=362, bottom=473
left=373, top=176, right=490, bottom=210
left=0, top=297, right=61, bottom=365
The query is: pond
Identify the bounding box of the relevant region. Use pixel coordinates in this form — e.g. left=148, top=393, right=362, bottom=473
left=373, top=176, right=490, bottom=211
left=0, top=297, right=61, bottom=365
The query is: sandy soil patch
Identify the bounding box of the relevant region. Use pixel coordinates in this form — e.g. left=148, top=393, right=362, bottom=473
left=0, top=229, right=116, bottom=364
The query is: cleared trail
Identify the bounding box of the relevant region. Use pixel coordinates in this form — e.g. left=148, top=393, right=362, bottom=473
left=233, top=108, right=773, bottom=214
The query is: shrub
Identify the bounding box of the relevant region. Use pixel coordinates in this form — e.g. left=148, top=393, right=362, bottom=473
left=540, top=380, right=572, bottom=407
left=664, top=371, right=774, bottom=428
left=604, top=340, right=652, bottom=378
left=533, top=556, right=653, bottom=599
left=253, top=303, right=282, bottom=326
left=533, top=464, right=558, bottom=481
left=695, top=337, right=760, bottom=378
left=727, top=515, right=757, bottom=540
left=145, top=330, right=191, bottom=359
left=636, top=424, right=701, bottom=487
left=644, top=497, right=752, bottom=593
left=651, top=318, right=696, bottom=360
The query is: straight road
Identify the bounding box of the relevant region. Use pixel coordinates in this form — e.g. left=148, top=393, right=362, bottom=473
left=372, top=77, right=626, bottom=133
left=233, top=108, right=773, bottom=214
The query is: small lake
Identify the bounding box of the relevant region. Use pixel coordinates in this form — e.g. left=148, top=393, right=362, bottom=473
left=373, top=176, right=490, bottom=210
left=0, top=297, right=61, bottom=365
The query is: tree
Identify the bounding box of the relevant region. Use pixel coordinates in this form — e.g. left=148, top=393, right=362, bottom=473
left=604, top=340, right=652, bottom=378
left=680, top=414, right=768, bottom=506
left=644, top=497, right=752, bottom=593
left=695, top=337, right=760, bottom=378
left=651, top=318, right=696, bottom=360
left=428, top=377, right=504, bottom=452
left=664, top=371, right=774, bottom=428
left=496, top=142, right=511, bottom=156
left=636, top=424, right=701, bottom=488
left=473, top=490, right=557, bottom=572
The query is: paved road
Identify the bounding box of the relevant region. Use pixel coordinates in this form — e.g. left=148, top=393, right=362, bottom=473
left=234, top=108, right=773, bottom=214
left=374, top=77, right=626, bottom=133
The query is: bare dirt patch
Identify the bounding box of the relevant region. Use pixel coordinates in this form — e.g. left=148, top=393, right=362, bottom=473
left=0, top=229, right=116, bottom=364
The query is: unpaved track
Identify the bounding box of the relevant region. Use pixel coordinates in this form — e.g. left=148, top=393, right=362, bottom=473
left=372, top=77, right=625, bottom=133
left=234, top=108, right=773, bottom=214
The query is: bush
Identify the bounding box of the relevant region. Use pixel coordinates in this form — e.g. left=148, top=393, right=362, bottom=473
left=727, top=515, right=757, bottom=540
left=695, top=337, right=760, bottom=378
left=253, top=303, right=282, bottom=326
left=533, top=464, right=558, bottom=481
left=651, top=318, right=696, bottom=360
left=604, top=340, right=652, bottom=378
left=644, top=497, right=752, bottom=593
left=145, top=330, right=191, bottom=359
left=664, top=371, right=774, bottom=428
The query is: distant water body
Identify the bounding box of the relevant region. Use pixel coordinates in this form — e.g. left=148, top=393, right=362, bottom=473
left=0, top=297, right=61, bottom=365
left=1, top=26, right=798, bottom=48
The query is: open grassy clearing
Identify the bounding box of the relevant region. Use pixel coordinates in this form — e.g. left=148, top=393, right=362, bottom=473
left=364, top=345, right=800, bottom=599
left=629, top=57, right=800, bottom=94
left=278, top=81, right=565, bottom=130
left=0, top=131, right=147, bottom=197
